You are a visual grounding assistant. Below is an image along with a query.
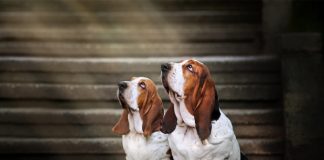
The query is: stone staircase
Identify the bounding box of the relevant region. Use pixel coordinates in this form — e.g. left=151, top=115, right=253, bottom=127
left=0, top=0, right=284, bottom=160
left=0, top=0, right=262, bottom=57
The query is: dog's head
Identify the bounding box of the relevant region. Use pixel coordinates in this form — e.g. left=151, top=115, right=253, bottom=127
left=112, top=77, right=164, bottom=137
left=161, top=59, right=220, bottom=141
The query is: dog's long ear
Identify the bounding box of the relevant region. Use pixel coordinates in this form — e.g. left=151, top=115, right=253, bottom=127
left=192, top=72, right=220, bottom=141
left=141, top=92, right=164, bottom=137
left=112, top=109, right=130, bottom=135
left=161, top=103, right=177, bottom=134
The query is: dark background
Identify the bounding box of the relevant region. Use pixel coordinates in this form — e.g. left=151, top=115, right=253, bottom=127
left=0, top=0, right=323, bottom=160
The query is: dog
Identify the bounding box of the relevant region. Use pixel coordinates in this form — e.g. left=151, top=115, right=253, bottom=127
left=161, top=59, right=247, bottom=160
left=112, top=77, right=171, bottom=160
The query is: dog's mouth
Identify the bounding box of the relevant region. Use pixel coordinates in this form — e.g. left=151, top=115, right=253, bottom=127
left=118, top=92, right=138, bottom=112
left=161, top=74, right=183, bottom=99
left=161, top=73, right=170, bottom=93
left=117, top=93, right=127, bottom=109
left=170, top=90, right=182, bottom=99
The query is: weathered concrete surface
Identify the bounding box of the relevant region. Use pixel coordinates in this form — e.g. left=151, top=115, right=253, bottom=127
left=262, top=0, right=292, bottom=54
left=281, top=33, right=322, bottom=53
left=0, top=124, right=283, bottom=139
left=281, top=33, right=324, bottom=160
left=0, top=137, right=283, bottom=155
left=0, top=83, right=281, bottom=101
left=0, top=108, right=282, bottom=125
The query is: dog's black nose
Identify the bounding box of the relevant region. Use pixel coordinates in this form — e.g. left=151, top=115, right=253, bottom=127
left=118, top=81, right=128, bottom=91
left=161, top=63, right=171, bottom=72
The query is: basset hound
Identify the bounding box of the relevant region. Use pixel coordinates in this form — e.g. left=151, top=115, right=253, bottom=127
left=161, top=59, right=247, bottom=160
left=112, top=77, right=171, bottom=160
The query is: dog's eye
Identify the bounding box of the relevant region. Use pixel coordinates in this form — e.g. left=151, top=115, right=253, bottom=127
left=139, top=82, right=146, bottom=89
left=186, top=64, right=193, bottom=72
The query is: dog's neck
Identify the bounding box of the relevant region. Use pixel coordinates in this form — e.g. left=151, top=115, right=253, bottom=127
left=128, top=112, right=144, bottom=134
left=172, top=98, right=195, bottom=128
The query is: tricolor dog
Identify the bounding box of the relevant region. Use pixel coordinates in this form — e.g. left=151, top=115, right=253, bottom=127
left=112, top=77, right=171, bottom=160
left=161, top=59, right=247, bottom=160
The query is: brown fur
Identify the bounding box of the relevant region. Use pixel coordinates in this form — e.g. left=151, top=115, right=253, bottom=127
left=161, top=103, right=177, bottom=134
left=112, top=78, right=164, bottom=137
left=112, top=109, right=130, bottom=135
left=162, top=59, right=219, bottom=141
left=137, top=79, right=164, bottom=137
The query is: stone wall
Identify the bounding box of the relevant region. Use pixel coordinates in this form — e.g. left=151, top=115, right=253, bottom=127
left=281, top=32, right=323, bottom=160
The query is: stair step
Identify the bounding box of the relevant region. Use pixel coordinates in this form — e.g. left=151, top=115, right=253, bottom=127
left=0, top=23, right=261, bottom=31
left=0, top=56, right=279, bottom=72
left=0, top=27, right=260, bottom=42
left=0, top=154, right=125, bottom=160
left=0, top=154, right=283, bottom=160
left=0, top=138, right=123, bottom=154
left=0, top=138, right=283, bottom=155
left=0, top=100, right=119, bottom=109
left=0, top=0, right=262, bottom=12
left=0, top=0, right=279, bottom=158
left=0, top=72, right=279, bottom=85
left=247, top=155, right=283, bottom=160
left=240, top=138, right=283, bottom=155
left=0, top=108, right=283, bottom=125
left=0, top=124, right=283, bottom=138
left=234, top=125, right=283, bottom=138
left=0, top=42, right=258, bottom=56
left=0, top=83, right=280, bottom=100
left=0, top=11, right=260, bottom=25
left=0, top=100, right=280, bottom=109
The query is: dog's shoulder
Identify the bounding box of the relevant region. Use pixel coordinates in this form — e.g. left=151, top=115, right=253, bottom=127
left=208, top=111, right=235, bottom=144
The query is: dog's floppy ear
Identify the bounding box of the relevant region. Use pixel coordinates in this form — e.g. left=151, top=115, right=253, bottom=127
left=112, top=109, right=130, bottom=135
left=141, top=92, right=164, bottom=137
left=191, top=71, right=220, bottom=141
left=161, top=103, right=177, bottom=134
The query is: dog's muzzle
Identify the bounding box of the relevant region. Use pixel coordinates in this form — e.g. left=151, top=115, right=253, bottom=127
left=118, top=81, right=128, bottom=93
left=161, top=63, right=172, bottom=92
left=161, top=63, right=171, bottom=73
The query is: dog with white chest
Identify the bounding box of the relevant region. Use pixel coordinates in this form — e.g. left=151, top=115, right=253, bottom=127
left=112, top=77, right=171, bottom=160
left=161, top=59, right=247, bottom=160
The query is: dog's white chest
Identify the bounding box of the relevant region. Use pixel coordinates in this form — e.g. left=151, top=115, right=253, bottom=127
left=168, top=112, right=241, bottom=160
left=122, top=131, right=170, bottom=160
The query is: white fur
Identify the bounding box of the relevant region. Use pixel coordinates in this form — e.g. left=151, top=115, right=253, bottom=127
left=120, top=77, right=170, bottom=160
left=122, top=77, right=150, bottom=111
left=179, top=100, right=195, bottom=127
left=123, top=77, right=146, bottom=111
left=128, top=112, right=143, bottom=134
left=167, top=60, right=196, bottom=127
left=166, top=60, right=241, bottom=160
left=168, top=91, right=183, bottom=125
left=168, top=111, right=240, bottom=160
left=167, top=60, right=187, bottom=97
left=123, top=131, right=170, bottom=160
